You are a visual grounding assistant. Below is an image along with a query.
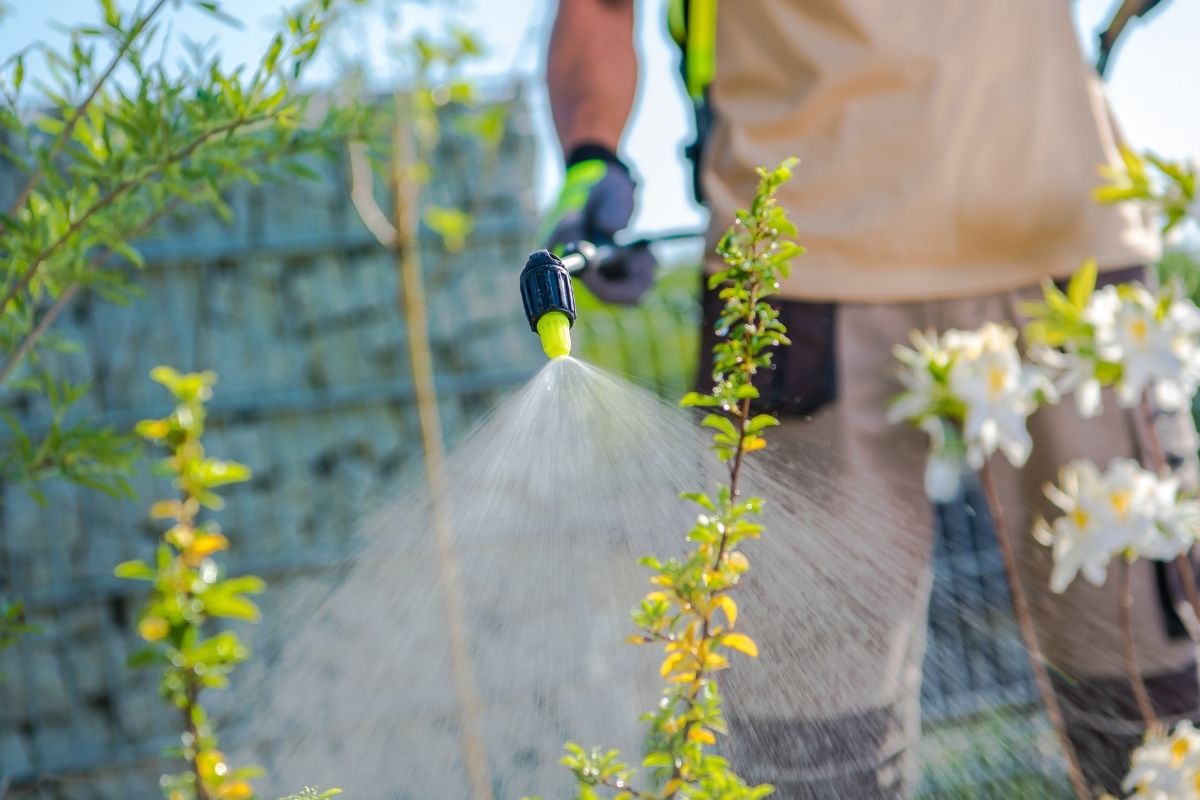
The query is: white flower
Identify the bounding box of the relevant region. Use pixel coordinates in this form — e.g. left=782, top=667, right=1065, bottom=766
left=1124, top=722, right=1200, bottom=799
left=1091, top=284, right=1200, bottom=412
left=1029, top=343, right=1104, bottom=418
left=890, top=324, right=1055, bottom=481
left=947, top=323, right=1053, bottom=469
left=888, top=330, right=950, bottom=425
left=1144, top=483, right=1200, bottom=562
left=1036, top=459, right=1138, bottom=593
left=1036, top=458, right=1200, bottom=592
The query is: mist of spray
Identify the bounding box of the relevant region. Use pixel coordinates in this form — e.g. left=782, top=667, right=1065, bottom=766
left=236, top=358, right=1081, bottom=798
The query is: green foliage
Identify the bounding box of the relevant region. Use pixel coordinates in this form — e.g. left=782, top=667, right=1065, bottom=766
left=571, top=263, right=700, bottom=399
left=1023, top=260, right=1181, bottom=399
left=1157, top=250, right=1200, bottom=307
left=0, top=597, right=38, bottom=658
left=117, top=367, right=258, bottom=800
left=1021, top=259, right=1102, bottom=350
left=534, top=161, right=802, bottom=800
left=0, top=0, right=355, bottom=501
left=117, top=367, right=342, bottom=800
left=337, top=4, right=499, bottom=254
left=1095, top=144, right=1197, bottom=234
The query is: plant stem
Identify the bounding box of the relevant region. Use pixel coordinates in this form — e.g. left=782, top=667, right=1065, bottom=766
left=979, top=461, right=1090, bottom=800
left=182, top=681, right=211, bottom=800
left=1119, top=559, right=1159, bottom=726
left=715, top=254, right=763, bottom=566
left=0, top=284, right=77, bottom=386
left=386, top=91, right=494, bottom=800
left=1134, top=398, right=1200, bottom=638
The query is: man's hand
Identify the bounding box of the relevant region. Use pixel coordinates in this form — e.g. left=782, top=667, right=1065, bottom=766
left=541, top=148, right=656, bottom=305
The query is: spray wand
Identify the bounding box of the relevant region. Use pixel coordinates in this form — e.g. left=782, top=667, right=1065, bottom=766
left=520, top=230, right=705, bottom=360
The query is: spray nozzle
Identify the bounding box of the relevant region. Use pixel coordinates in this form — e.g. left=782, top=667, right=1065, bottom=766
left=520, top=249, right=576, bottom=360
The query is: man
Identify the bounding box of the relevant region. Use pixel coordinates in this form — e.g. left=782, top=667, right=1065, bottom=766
left=542, top=1, right=1193, bottom=796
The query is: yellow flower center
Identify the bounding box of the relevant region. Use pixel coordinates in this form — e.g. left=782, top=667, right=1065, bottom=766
left=987, top=365, right=1007, bottom=397
left=1172, top=736, right=1190, bottom=767
left=1071, top=508, right=1089, bottom=529
left=1130, top=318, right=1149, bottom=344
left=1109, top=489, right=1132, bottom=519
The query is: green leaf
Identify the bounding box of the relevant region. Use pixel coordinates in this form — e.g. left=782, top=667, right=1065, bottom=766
left=423, top=205, right=473, bottom=253
left=205, top=594, right=261, bottom=623
left=1067, top=260, right=1097, bottom=309
left=127, top=646, right=168, bottom=670
left=745, top=414, right=779, bottom=435
left=680, top=391, right=720, bottom=408
left=701, top=413, right=737, bottom=439
left=680, top=491, right=716, bottom=511
left=219, top=575, right=266, bottom=595
left=101, top=0, right=119, bottom=28
left=193, top=458, right=252, bottom=488
left=114, top=560, right=155, bottom=581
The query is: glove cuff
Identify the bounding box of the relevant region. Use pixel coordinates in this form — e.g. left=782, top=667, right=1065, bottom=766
left=566, top=143, right=629, bottom=175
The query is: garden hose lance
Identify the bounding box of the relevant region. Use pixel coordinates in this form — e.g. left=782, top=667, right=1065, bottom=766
left=520, top=231, right=705, bottom=360
left=520, top=249, right=576, bottom=360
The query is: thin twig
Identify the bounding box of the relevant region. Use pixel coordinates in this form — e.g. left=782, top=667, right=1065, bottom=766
left=0, top=113, right=262, bottom=315
left=370, top=90, right=494, bottom=800
left=1134, top=397, right=1200, bottom=638
left=0, top=197, right=182, bottom=386
left=2, top=0, right=172, bottom=227
left=979, top=461, right=1090, bottom=800
left=1119, top=559, right=1159, bottom=725
left=0, top=283, right=78, bottom=386
left=347, top=139, right=397, bottom=248
left=182, top=680, right=211, bottom=800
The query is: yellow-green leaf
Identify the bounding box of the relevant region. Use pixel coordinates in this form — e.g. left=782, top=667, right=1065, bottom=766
left=721, top=632, right=759, bottom=658
left=713, top=595, right=737, bottom=628
left=114, top=560, right=155, bottom=581
left=660, top=652, right=684, bottom=678
left=1067, top=259, right=1097, bottom=310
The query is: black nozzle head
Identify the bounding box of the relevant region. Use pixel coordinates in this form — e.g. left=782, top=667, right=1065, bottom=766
left=520, top=249, right=576, bottom=332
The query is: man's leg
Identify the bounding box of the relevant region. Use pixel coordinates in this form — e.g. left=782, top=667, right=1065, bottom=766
left=722, top=301, right=939, bottom=798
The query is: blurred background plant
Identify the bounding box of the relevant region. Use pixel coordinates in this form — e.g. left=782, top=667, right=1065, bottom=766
left=117, top=367, right=260, bottom=800
left=0, top=597, right=35, bottom=659
left=116, top=367, right=339, bottom=800
left=0, top=0, right=358, bottom=504
left=1097, top=146, right=1200, bottom=316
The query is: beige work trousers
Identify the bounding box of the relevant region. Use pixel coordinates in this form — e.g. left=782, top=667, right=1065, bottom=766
left=722, top=281, right=1200, bottom=797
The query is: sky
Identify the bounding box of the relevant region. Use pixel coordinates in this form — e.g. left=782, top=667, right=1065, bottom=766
left=1, top=0, right=1198, bottom=239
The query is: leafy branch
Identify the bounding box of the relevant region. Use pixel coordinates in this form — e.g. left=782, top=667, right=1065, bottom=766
left=1095, top=144, right=1197, bottom=234
left=0, top=0, right=358, bottom=500
left=116, top=368, right=260, bottom=800
left=543, top=160, right=802, bottom=800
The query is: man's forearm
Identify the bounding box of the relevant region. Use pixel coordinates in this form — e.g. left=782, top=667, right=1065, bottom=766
left=548, top=0, right=638, bottom=157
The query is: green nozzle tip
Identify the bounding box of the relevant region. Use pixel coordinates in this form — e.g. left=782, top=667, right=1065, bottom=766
left=537, top=311, right=572, bottom=360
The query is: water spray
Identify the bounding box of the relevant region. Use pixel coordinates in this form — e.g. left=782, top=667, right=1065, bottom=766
left=521, top=230, right=705, bottom=360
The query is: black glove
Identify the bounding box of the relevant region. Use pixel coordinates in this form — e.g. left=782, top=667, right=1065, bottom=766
left=540, top=145, right=657, bottom=305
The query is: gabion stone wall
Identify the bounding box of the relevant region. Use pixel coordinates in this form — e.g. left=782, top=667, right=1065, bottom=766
left=0, top=85, right=545, bottom=798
